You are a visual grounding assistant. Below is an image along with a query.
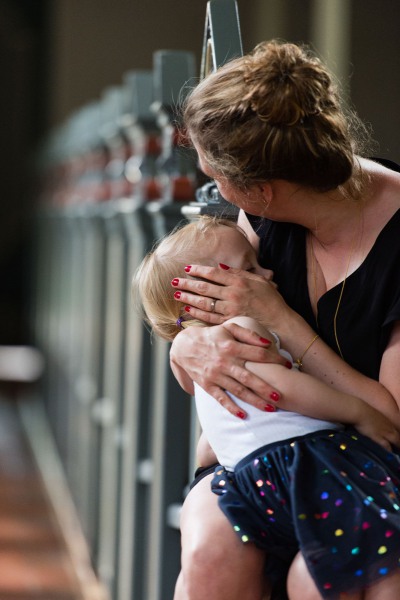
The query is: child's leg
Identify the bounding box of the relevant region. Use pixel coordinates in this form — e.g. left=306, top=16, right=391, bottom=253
left=288, top=551, right=400, bottom=599
left=287, top=552, right=363, bottom=600
left=365, top=571, right=400, bottom=600
left=174, top=472, right=269, bottom=600
left=287, top=552, right=323, bottom=600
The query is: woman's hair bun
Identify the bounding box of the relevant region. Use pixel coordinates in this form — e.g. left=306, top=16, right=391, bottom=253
left=243, top=41, right=335, bottom=127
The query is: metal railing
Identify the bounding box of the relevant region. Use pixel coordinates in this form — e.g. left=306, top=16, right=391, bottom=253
left=31, top=3, right=243, bottom=599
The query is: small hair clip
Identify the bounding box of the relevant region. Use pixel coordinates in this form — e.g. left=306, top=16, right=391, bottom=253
left=176, top=317, right=184, bottom=329
left=279, top=71, right=290, bottom=84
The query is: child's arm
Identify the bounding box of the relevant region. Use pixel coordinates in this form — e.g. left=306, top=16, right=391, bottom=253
left=225, top=316, right=400, bottom=451
left=196, top=432, right=218, bottom=467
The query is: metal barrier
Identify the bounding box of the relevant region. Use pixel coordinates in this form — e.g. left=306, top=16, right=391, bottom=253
left=33, top=53, right=197, bottom=600
left=31, top=2, right=243, bottom=599
left=182, top=0, right=243, bottom=222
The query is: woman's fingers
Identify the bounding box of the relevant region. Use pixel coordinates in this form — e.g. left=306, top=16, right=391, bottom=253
left=202, top=353, right=284, bottom=414
left=172, top=265, right=279, bottom=325
left=205, top=385, right=248, bottom=418
left=181, top=302, right=226, bottom=325
left=223, top=323, right=290, bottom=366
left=170, top=323, right=288, bottom=418
left=172, top=264, right=264, bottom=301
left=172, top=276, right=222, bottom=299
left=203, top=374, right=279, bottom=419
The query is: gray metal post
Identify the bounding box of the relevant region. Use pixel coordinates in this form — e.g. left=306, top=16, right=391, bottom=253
left=94, top=86, right=133, bottom=592
left=182, top=0, right=243, bottom=223
left=143, top=50, right=196, bottom=600
left=114, top=70, right=160, bottom=600
left=200, top=0, right=243, bottom=78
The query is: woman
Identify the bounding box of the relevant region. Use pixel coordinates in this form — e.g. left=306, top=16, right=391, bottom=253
left=170, top=40, right=400, bottom=599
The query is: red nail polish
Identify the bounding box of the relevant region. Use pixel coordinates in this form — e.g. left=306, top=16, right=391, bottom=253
left=236, top=410, right=246, bottom=419
left=285, top=360, right=293, bottom=369
left=174, top=291, right=181, bottom=299
left=270, top=391, right=280, bottom=402
left=184, top=265, right=192, bottom=272
left=184, top=306, right=191, bottom=313
left=265, top=404, right=276, bottom=412
left=171, top=278, right=179, bottom=287
left=259, top=337, right=271, bottom=345
left=219, top=263, right=230, bottom=270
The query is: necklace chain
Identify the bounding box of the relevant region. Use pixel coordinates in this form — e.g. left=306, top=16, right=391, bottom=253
left=309, top=221, right=360, bottom=360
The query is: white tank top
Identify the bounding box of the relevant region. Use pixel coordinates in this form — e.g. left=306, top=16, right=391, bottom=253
left=194, top=335, right=341, bottom=470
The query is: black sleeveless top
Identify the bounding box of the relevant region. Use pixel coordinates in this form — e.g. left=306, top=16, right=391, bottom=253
left=246, top=159, right=400, bottom=380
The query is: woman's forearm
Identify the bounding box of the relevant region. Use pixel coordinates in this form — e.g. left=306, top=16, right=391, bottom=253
left=247, top=361, right=368, bottom=425
left=275, top=312, right=400, bottom=428
left=245, top=361, right=400, bottom=450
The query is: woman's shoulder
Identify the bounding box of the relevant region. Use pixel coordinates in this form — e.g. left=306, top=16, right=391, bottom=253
left=373, top=208, right=400, bottom=250
left=362, top=157, right=400, bottom=251
left=366, top=157, right=400, bottom=206
left=369, top=156, right=400, bottom=173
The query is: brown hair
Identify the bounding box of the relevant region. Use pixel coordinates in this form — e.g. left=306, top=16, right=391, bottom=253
left=183, top=40, right=372, bottom=193
left=133, top=216, right=240, bottom=341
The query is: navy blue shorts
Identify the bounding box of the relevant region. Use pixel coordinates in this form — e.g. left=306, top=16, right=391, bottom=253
left=211, top=428, right=400, bottom=599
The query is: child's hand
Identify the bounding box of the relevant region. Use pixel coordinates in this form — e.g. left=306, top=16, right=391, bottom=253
left=354, top=405, right=400, bottom=451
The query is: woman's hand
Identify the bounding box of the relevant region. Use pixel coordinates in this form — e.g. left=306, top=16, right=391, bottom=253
left=171, top=264, right=288, bottom=329
left=170, top=321, right=290, bottom=418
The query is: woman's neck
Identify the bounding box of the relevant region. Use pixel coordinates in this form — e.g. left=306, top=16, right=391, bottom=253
left=308, top=157, right=400, bottom=249
left=307, top=200, right=364, bottom=249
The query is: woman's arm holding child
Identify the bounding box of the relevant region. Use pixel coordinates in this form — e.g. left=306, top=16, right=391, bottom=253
left=228, top=316, right=400, bottom=451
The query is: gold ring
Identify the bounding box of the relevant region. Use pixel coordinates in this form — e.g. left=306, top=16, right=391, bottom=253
left=210, top=299, right=216, bottom=312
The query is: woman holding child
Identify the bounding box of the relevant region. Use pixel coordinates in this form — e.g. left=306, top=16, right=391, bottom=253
left=157, top=40, right=400, bottom=599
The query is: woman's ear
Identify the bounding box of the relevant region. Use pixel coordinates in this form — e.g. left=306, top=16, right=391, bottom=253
left=257, top=182, right=273, bottom=212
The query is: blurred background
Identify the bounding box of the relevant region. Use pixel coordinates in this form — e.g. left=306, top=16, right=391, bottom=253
left=0, top=1, right=399, bottom=599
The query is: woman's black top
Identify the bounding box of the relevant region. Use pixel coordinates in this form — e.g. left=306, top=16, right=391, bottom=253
left=246, top=159, right=400, bottom=381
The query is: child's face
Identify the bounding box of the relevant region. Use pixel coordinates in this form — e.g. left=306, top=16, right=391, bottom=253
left=211, top=225, right=273, bottom=280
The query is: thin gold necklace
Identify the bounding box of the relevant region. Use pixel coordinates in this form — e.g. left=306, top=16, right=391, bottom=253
left=309, top=220, right=360, bottom=360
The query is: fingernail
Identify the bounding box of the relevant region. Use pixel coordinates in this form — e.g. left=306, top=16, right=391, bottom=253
left=171, top=278, right=179, bottom=287
left=269, top=391, right=280, bottom=402
left=174, top=291, right=181, bottom=299
left=184, top=306, right=191, bottom=313
left=264, top=404, right=276, bottom=412
left=259, top=337, right=271, bottom=345
left=184, top=265, right=192, bottom=272
left=285, top=360, right=293, bottom=369
left=219, top=263, right=230, bottom=270
left=236, top=410, right=246, bottom=419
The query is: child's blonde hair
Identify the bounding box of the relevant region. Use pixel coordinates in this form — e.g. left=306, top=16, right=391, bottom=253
left=133, top=215, right=240, bottom=341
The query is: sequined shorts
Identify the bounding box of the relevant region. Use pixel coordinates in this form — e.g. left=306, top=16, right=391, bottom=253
left=211, top=428, right=400, bottom=599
